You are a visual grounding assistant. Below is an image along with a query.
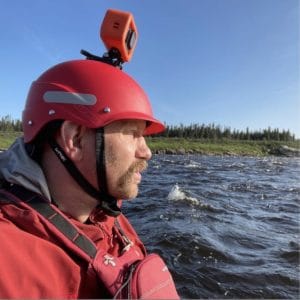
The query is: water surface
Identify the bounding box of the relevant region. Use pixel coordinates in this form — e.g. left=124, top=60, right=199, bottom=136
left=123, top=155, right=300, bottom=299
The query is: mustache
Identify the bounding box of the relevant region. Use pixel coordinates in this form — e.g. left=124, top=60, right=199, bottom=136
left=128, top=159, right=148, bottom=174
left=118, top=160, right=148, bottom=187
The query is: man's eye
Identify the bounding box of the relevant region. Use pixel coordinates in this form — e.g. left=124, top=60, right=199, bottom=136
left=124, top=129, right=137, bottom=136
left=123, top=127, right=143, bottom=137
left=132, top=131, right=139, bottom=138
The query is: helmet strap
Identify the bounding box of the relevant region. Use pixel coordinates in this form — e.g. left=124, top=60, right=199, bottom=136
left=95, top=127, right=108, bottom=194
left=48, top=137, right=121, bottom=217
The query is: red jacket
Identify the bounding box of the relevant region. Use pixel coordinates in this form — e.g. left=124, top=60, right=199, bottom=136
left=0, top=195, right=146, bottom=298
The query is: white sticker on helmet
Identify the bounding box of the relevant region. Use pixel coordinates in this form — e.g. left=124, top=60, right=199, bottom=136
left=43, top=91, right=97, bottom=105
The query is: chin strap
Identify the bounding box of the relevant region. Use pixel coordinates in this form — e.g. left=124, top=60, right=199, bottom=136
left=48, top=137, right=121, bottom=217
left=95, top=127, right=108, bottom=194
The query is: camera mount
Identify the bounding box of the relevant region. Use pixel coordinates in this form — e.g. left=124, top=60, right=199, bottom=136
left=81, top=9, right=138, bottom=69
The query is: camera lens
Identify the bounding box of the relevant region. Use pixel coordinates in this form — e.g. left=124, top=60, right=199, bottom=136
left=125, top=29, right=136, bottom=50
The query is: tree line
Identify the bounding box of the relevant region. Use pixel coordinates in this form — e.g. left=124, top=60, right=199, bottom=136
left=0, top=115, right=22, bottom=132
left=0, top=115, right=296, bottom=141
left=156, top=123, right=296, bottom=141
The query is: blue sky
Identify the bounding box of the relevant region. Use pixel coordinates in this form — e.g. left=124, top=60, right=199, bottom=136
left=1, top=0, right=299, bottom=137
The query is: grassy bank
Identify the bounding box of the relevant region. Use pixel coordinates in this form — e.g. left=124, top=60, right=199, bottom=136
left=1, top=132, right=299, bottom=156
left=0, top=132, right=22, bottom=149
left=146, top=137, right=300, bottom=156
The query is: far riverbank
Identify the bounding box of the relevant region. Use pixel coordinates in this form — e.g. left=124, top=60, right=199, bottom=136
left=0, top=132, right=299, bottom=157
left=146, top=137, right=300, bottom=157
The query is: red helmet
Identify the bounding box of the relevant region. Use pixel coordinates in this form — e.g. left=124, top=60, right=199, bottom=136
left=22, top=59, right=165, bottom=143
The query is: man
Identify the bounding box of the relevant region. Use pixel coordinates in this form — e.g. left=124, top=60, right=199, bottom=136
left=0, top=59, right=179, bottom=298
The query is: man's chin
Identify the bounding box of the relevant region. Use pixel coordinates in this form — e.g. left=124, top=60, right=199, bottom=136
left=124, top=190, right=139, bottom=200
left=113, top=186, right=139, bottom=200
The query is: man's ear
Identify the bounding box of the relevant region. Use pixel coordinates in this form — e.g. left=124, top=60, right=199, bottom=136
left=57, top=121, right=87, bottom=161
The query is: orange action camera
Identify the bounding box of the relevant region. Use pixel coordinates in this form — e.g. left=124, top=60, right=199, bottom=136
left=100, top=9, right=138, bottom=63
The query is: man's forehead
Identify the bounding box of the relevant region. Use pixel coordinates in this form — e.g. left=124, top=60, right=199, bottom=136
left=119, top=119, right=147, bottom=127
left=104, top=119, right=147, bottom=131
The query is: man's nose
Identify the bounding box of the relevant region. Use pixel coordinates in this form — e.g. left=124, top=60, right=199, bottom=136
left=136, top=137, right=152, bottom=160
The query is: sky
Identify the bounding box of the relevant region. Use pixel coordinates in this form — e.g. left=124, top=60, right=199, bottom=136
left=1, top=0, right=299, bottom=137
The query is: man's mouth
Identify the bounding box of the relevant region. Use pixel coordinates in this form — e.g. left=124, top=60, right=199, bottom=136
left=132, top=160, right=148, bottom=183
left=134, top=171, right=142, bottom=183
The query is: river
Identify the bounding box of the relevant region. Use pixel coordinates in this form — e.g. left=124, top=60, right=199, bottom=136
left=122, top=154, right=300, bottom=299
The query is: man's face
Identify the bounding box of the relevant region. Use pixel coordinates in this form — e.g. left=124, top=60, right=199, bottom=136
left=104, top=120, right=152, bottom=200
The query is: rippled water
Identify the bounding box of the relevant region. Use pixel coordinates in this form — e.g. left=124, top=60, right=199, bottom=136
left=123, top=155, right=300, bottom=299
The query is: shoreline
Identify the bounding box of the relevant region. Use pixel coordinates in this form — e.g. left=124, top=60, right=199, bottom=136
left=147, top=138, right=300, bottom=157
left=151, top=148, right=300, bottom=157
left=1, top=134, right=299, bottom=157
